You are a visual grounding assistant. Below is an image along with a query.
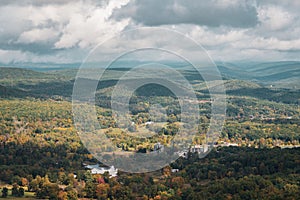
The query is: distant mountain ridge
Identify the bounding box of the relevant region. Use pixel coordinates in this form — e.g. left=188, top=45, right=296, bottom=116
left=0, top=67, right=61, bottom=80
left=0, top=61, right=299, bottom=100
left=217, top=61, right=300, bottom=89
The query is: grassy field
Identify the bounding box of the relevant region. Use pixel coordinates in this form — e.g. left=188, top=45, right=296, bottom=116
left=0, top=185, right=35, bottom=199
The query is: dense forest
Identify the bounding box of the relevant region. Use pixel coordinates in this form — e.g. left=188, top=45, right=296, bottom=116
left=0, top=67, right=299, bottom=199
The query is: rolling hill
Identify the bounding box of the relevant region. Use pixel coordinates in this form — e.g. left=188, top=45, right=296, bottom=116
left=217, top=61, right=300, bottom=89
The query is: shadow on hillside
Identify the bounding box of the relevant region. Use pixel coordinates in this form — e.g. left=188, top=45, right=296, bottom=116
left=227, top=88, right=300, bottom=104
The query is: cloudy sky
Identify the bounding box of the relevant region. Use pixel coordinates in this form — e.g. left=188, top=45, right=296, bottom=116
left=0, top=0, right=300, bottom=64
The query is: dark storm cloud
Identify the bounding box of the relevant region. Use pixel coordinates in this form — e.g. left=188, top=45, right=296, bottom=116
left=112, top=0, right=259, bottom=28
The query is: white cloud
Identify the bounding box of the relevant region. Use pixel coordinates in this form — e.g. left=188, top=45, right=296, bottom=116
left=0, top=0, right=300, bottom=63
left=188, top=26, right=249, bottom=47
left=17, top=28, right=59, bottom=44
left=0, top=0, right=131, bottom=63
left=54, top=13, right=130, bottom=49
left=54, top=0, right=130, bottom=49
left=258, top=6, right=294, bottom=31
left=0, top=49, right=27, bottom=64
left=233, top=37, right=300, bottom=51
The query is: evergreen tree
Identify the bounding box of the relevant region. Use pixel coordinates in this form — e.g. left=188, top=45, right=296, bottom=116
left=1, top=187, right=8, bottom=198
left=11, top=184, right=19, bottom=197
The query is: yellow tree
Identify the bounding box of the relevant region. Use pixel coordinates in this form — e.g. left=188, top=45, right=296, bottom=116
left=96, top=183, right=110, bottom=200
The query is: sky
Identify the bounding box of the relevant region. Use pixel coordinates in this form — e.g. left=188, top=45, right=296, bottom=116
left=0, top=0, right=300, bottom=64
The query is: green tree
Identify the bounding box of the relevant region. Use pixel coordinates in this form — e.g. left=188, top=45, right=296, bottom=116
left=19, top=188, right=25, bottom=197
left=84, top=180, right=96, bottom=198
left=11, top=184, right=19, bottom=197
left=36, top=182, right=59, bottom=199
left=1, top=187, right=8, bottom=198
left=67, top=189, right=78, bottom=200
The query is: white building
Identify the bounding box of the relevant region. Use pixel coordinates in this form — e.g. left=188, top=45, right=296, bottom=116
left=85, top=164, right=118, bottom=177
left=171, top=169, right=179, bottom=173
left=145, top=121, right=154, bottom=125
left=154, top=142, right=164, bottom=152
left=177, top=149, right=188, bottom=158
left=190, top=144, right=209, bottom=153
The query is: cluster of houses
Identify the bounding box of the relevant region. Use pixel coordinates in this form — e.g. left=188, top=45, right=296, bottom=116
left=176, top=144, right=210, bottom=158
left=83, top=142, right=240, bottom=177
left=152, top=142, right=213, bottom=158
left=249, top=115, right=292, bottom=120
left=154, top=142, right=240, bottom=157
left=84, top=164, right=118, bottom=178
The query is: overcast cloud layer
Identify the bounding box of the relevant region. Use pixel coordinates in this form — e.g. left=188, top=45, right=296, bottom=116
left=0, top=0, right=299, bottom=64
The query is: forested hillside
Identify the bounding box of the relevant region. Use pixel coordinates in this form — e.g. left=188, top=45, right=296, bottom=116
left=0, top=66, right=299, bottom=199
